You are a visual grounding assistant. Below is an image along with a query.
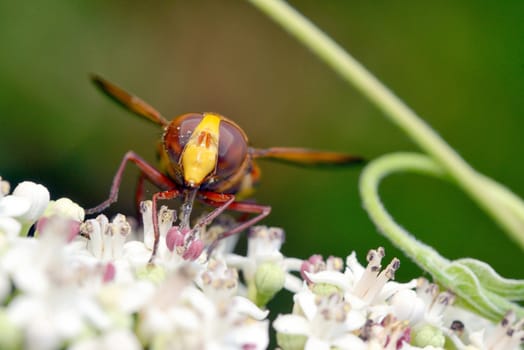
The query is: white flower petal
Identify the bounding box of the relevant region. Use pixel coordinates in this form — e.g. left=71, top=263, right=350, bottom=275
left=273, top=314, right=310, bottom=335
left=99, top=281, right=155, bottom=313
left=7, top=295, right=44, bottom=327
left=345, top=309, right=367, bottom=331
left=345, top=251, right=365, bottom=281
left=69, top=337, right=98, bottom=350
left=0, top=195, right=31, bottom=218
left=53, top=305, right=84, bottom=338
left=3, top=240, right=49, bottom=294
left=122, top=241, right=151, bottom=267
left=224, top=253, right=249, bottom=268
left=140, top=308, right=171, bottom=335
left=25, top=318, right=62, bottom=350
left=45, top=198, right=85, bottom=222
left=295, top=287, right=317, bottom=321
left=377, top=279, right=418, bottom=301
left=101, top=330, right=141, bottom=350
left=402, top=344, right=442, bottom=350
left=343, top=293, right=367, bottom=310
left=223, top=320, right=269, bottom=350
left=284, top=274, right=303, bottom=293
left=78, top=296, right=112, bottom=331
left=305, top=336, right=330, bottom=350
left=77, top=330, right=146, bottom=350
left=172, top=308, right=203, bottom=330
left=282, top=257, right=303, bottom=271
left=390, top=289, right=425, bottom=324
left=469, top=329, right=486, bottom=348
left=183, top=286, right=217, bottom=322
left=332, top=333, right=366, bottom=350
left=231, top=296, right=269, bottom=320
left=0, top=216, right=22, bottom=238
left=442, top=305, right=491, bottom=334
left=306, top=270, right=349, bottom=290
left=86, top=219, right=103, bottom=259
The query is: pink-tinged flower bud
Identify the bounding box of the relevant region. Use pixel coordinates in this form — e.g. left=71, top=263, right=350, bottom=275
left=183, top=239, right=204, bottom=260
left=166, top=227, right=185, bottom=251
left=103, top=263, right=116, bottom=283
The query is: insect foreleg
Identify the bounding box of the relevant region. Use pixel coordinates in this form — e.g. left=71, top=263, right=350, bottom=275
left=86, top=151, right=175, bottom=214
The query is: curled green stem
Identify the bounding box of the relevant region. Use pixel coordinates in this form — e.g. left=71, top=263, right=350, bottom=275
left=359, top=153, right=449, bottom=274
left=360, top=153, right=524, bottom=320
left=248, top=0, right=524, bottom=249
left=248, top=0, right=524, bottom=321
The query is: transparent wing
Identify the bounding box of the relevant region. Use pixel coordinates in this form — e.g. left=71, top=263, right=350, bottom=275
left=91, top=74, right=168, bottom=126
left=250, top=147, right=364, bottom=166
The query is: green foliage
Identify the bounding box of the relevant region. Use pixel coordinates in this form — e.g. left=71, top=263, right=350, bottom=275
left=248, top=0, right=524, bottom=321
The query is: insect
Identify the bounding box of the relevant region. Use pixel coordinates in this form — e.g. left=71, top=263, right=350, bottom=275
left=87, top=75, right=363, bottom=261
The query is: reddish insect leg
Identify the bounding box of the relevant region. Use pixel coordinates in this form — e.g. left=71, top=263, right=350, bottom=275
left=150, top=189, right=182, bottom=261
left=135, top=172, right=147, bottom=215
left=193, top=192, right=235, bottom=230
left=86, top=151, right=179, bottom=262
left=199, top=191, right=271, bottom=250
left=215, top=201, right=271, bottom=240
left=86, top=151, right=175, bottom=214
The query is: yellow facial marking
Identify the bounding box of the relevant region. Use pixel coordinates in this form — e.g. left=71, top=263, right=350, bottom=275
left=181, top=113, right=221, bottom=186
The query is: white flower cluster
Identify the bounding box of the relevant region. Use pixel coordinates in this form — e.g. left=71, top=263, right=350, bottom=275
left=0, top=177, right=522, bottom=350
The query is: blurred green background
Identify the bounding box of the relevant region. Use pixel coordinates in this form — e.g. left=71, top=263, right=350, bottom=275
left=1, top=0, right=523, bottom=287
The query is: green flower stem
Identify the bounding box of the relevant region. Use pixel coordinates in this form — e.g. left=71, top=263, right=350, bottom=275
left=247, top=0, right=524, bottom=249
left=359, top=153, right=450, bottom=275
left=360, top=153, right=524, bottom=320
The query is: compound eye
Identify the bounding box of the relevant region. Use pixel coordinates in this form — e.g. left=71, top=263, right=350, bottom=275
left=164, top=113, right=203, bottom=162
left=215, top=119, right=248, bottom=180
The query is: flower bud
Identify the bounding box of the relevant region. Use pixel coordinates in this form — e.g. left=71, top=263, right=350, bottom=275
left=12, top=181, right=50, bottom=223
left=254, top=261, right=285, bottom=307
left=276, top=332, right=307, bottom=350
left=136, top=264, right=166, bottom=284
left=0, top=309, right=22, bottom=350
left=311, top=282, right=341, bottom=296
left=411, top=324, right=445, bottom=348
left=44, top=197, right=85, bottom=222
